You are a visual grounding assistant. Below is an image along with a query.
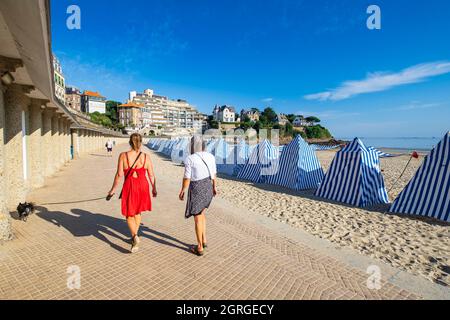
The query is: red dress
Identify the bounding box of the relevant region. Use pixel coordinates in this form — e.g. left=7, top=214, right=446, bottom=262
left=121, top=153, right=152, bottom=217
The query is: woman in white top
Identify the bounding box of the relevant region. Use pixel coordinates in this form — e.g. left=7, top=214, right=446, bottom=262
left=179, top=136, right=217, bottom=256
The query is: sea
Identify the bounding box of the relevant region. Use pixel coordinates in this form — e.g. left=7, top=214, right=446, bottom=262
left=337, top=137, right=440, bottom=152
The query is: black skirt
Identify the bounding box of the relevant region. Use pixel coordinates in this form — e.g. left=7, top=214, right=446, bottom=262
left=185, top=177, right=214, bottom=218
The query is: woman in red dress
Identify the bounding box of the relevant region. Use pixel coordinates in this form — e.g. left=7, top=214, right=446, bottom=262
left=108, top=133, right=157, bottom=253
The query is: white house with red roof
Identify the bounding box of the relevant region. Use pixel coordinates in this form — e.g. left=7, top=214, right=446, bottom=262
left=81, top=90, right=106, bottom=114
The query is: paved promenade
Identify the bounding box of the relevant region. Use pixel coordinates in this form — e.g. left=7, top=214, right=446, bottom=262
left=0, top=144, right=422, bottom=300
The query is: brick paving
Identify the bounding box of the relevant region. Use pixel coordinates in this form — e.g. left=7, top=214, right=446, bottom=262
left=0, top=144, right=419, bottom=300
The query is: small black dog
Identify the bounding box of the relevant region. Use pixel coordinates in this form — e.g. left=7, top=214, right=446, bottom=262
left=16, top=202, right=35, bottom=222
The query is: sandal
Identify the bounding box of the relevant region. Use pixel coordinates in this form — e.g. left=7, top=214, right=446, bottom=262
left=131, top=236, right=139, bottom=253
left=190, top=246, right=204, bottom=256
left=203, top=243, right=208, bottom=249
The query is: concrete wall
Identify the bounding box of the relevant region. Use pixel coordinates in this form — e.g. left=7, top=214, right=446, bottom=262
left=0, top=83, right=12, bottom=240
left=0, top=83, right=128, bottom=241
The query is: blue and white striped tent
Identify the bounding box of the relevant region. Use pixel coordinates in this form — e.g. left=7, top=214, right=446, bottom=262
left=206, top=139, right=236, bottom=175
left=267, top=135, right=324, bottom=190
left=310, top=144, right=341, bottom=151
left=236, top=139, right=280, bottom=183
left=156, top=139, right=164, bottom=150
left=236, top=140, right=251, bottom=163
left=154, top=139, right=163, bottom=150
left=149, top=138, right=160, bottom=150
left=367, top=146, right=396, bottom=158
left=171, top=137, right=190, bottom=162
left=390, top=132, right=450, bottom=222
left=315, top=137, right=389, bottom=207
left=154, top=139, right=165, bottom=151
left=157, top=139, right=169, bottom=153
left=207, top=139, right=231, bottom=163
left=148, top=139, right=155, bottom=149
left=205, top=139, right=217, bottom=154
left=232, top=140, right=252, bottom=176
left=163, top=139, right=178, bottom=156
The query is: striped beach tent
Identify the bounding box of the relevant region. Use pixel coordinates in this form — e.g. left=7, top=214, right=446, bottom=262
left=232, top=140, right=252, bottom=176
left=236, top=139, right=280, bottom=183
left=154, top=139, right=164, bottom=150
left=150, top=138, right=160, bottom=149
left=171, top=137, right=190, bottom=162
left=206, top=138, right=237, bottom=175
left=390, top=132, right=450, bottom=222
left=211, top=139, right=232, bottom=163
left=267, top=135, right=324, bottom=190
left=205, top=139, right=217, bottom=154
left=163, top=139, right=178, bottom=156
left=157, top=139, right=169, bottom=153
left=315, top=137, right=389, bottom=207
left=367, top=146, right=396, bottom=158
left=310, top=144, right=341, bottom=151
left=156, top=139, right=164, bottom=150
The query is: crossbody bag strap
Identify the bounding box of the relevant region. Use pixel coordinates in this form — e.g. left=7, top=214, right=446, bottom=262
left=196, top=154, right=212, bottom=179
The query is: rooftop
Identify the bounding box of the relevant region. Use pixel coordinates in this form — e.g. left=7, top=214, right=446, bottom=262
left=83, top=90, right=105, bottom=98
left=220, top=105, right=235, bottom=112
left=118, top=102, right=144, bottom=108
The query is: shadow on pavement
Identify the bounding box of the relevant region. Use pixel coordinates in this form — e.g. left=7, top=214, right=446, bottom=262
left=35, top=206, right=191, bottom=254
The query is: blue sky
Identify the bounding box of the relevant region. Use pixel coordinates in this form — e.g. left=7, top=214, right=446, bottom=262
left=51, top=0, right=450, bottom=138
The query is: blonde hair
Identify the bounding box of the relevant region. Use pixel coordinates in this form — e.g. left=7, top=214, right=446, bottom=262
left=129, top=133, right=142, bottom=151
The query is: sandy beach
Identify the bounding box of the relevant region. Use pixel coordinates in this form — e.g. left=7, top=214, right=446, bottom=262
left=153, top=148, right=449, bottom=287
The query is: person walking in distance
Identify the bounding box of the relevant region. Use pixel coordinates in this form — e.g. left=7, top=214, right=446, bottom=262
left=179, top=136, right=217, bottom=256
left=107, top=133, right=157, bottom=253
left=106, top=139, right=114, bottom=157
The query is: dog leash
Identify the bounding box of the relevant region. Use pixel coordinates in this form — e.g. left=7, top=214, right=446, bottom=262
left=38, top=196, right=108, bottom=206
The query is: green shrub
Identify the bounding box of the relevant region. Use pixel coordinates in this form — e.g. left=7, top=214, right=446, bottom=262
left=305, top=125, right=332, bottom=139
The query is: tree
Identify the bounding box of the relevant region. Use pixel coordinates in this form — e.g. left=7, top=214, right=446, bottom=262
left=298, top=131, right=307, bottom=139
left=262, top=107, right=277, bottom=124
left=253, top=120, right=263, bottom=132
left=259, top=115, right=268, bottom=125
left=286, top=114, right=296, bottom=123
left=210, top=120, right=219, bottom=129
left=240, top=121, right=252, bottom=131
left=89, top=111, right=113, bottom=127
left=285, top=122, right=294, bottom=137
left=305, top=116, right=321, bottom=124
left=305, top=125, right=331, bottom=139
left=105, top=100, right=120, bottom=123
left=206, top=115, right=219, bottom=129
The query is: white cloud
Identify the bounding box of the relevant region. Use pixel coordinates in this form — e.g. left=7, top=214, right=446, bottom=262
left=296, top=110, right=360, bottom=119
left=304, top=61, right=450, bottom=101
left=262, top=98, right=273, bottom=102
left=396, top=102, right=443, bottom=111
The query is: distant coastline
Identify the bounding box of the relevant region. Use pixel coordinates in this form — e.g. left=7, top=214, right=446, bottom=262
left=337, top=137, right=439, bottom=152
